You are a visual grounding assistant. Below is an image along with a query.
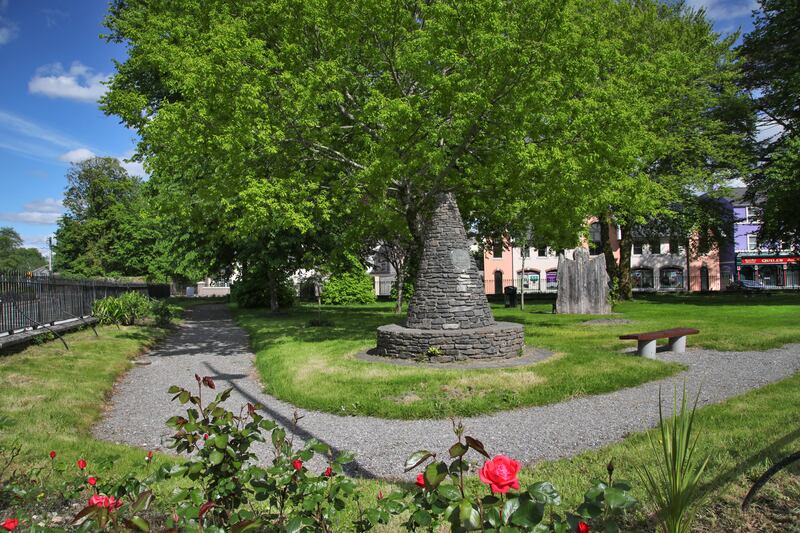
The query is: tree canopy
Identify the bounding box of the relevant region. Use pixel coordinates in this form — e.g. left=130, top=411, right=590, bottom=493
left=739, top=0, right=800, bottom=250
left=0, top=227, right=47, bottom=273
left=101, top=0, right=751, bottom=296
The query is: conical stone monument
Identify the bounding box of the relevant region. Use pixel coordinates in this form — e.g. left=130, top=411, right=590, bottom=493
left=376, top=193, right=524, bottom=362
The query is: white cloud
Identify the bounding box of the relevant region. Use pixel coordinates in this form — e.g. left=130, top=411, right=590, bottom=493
left=756, top=121, right=784, bottom=143
left=0, top=0, right=18, bottom=46
left=28, top=61, right=110, bottom=103
left=0, top=109, right=78, bottom=149
left=686, top=0, right=757, bottom=22
left=59, top=147, right=96, bottom=163
left=0, top=211, right=61, bottom=224
left=22, top=198, right=63, bottom=214
left=41, top=8, right=68, bottom=28
left=21, top=233, right=54, bottom=257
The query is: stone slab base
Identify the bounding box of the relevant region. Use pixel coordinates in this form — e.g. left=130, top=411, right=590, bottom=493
left=375, top=321, right=525, bottom=362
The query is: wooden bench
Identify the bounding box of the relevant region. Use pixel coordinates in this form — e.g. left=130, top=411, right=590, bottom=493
left=619, top=328, right=699, bottom=358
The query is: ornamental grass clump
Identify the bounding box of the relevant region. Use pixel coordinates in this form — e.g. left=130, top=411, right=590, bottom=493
left=637, top=385, right=709, bottom=533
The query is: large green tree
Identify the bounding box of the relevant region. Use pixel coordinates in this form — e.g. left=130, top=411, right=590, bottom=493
left=739, top=0, right=800, bottom=250
left=101, top=0, right=750, bottom=301
left=0, top=227, right=47, bottom=272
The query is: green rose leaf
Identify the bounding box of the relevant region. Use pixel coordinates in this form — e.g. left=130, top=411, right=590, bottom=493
left=404, top=450, right=434, bottom=472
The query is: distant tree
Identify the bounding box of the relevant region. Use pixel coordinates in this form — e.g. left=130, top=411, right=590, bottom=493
left=739, top=0, right=800, bottom=250
left=0, top=227, right=47, bottom=272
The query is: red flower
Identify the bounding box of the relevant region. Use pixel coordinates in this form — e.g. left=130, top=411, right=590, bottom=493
left=88, top=494, right=122, bottom=509
left=478, top=455, right=521, bottom=494
left=292, top=459, right=303, bottom=471
left=146, top=450, right=153, bottom=463
left=415, top=473, right=426, bottom=488
left=77, top=458, right=87, bottom=470
left=203, top=433, right=209, bottom=440
left=2, top=518, right=18, bottom=531
left=202, top=376, right=215, bottom=389
left=49, top=451, right=56, bottom=460
left=377, top=490, right=384, bottom=500
left=87, top=477, right=97, bottom=486
left=577, top=521, right=590, bottom=533
left=324, top=466, right=332, bottom=477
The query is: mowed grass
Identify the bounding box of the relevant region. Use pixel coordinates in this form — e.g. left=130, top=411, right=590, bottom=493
left=357, top=371, right=800, bottom=531
left=0, top=325, right=174, bottom=488
left=234, top=292, right=800, bottom=419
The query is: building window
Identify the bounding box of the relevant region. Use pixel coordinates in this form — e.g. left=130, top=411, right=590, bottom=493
left=633, top=242, right=643, bottom=255
left=659, top=267, right=684, bottom=289
left=521, top=246, right=531, bottom=258
left=669, top=238, right=679, bottom=254
left=632, top=268, right=654, bottom=289
left=545, top=270, right=558, bottom=290
left=493, top=241, right=504, bottom=258
left=747, top=234, right=759, bottom=251
left=538, top=247, right=548, bottom=257
left=744, top=206, right=762, bottom=224
left=649, top=238, right=661, bottom=254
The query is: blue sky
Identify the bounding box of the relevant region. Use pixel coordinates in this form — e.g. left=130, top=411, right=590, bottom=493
left=0, top=0, right=759, bottom=256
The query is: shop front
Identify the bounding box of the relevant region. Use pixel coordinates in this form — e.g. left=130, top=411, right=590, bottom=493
left=737, top=256, right=800, bottom=288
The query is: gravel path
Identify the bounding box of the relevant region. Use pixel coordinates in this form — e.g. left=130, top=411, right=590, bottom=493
left=94, top=304, right=800, bottom=480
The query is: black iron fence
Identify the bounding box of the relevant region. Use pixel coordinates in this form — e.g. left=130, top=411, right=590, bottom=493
left=0, top=271, right=169, bottom=336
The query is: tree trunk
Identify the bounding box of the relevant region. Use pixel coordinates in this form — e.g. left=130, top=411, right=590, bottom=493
left=599, top=213, right=619, bottom=284
left=269, top=273, right=279, bottom=312
left=394, top=261, right=405, bottom=314
left=617, top=224, right=633, bottom=300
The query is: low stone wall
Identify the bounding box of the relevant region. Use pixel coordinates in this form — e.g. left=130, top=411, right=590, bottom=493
left=375, top=321, right=525, bottom=362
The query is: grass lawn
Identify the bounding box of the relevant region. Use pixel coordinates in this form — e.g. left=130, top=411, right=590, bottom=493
left=233, top=293, right=800, bottom=419
left=0, top=323, right=176, bottom=517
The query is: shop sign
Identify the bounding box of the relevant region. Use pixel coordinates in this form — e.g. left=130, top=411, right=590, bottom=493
left=740, top=257, right=800, bottom=265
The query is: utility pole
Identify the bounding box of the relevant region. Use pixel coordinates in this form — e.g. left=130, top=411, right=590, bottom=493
left=47, top=236, right=53, bottom=272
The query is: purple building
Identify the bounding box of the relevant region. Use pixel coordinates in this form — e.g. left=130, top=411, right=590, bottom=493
left=728, top=188, right=800, bottom=288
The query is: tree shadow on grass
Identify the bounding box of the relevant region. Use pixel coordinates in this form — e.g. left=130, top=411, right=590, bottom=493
left=697, top=426, right=800, bottom=501
left=629, top=292, right=800, bottom=307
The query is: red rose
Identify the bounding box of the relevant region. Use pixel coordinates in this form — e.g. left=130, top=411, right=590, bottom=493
left=577, top=521, right=590, bottom=533
left=87, top=477, right=97, bottom=486
left=77, top=458, right=87, bottom=470
left=89, top=495, right=123, bottom=509
left=377, top=490, right=383, bottom=500
left=2, top=518, right=18, bottom=531
left=49, top=451, right=56, bottom=460
left=415, top=473, right=425, bottom=488
left=292, top=459, right=303, bottom=471
left=478, top=455, right=521, bottom=494
left=203, top=433, right=209, bottom=440
left=324, top=467, right=332, bottom=477
left=146, top=450, right=153, bottom=462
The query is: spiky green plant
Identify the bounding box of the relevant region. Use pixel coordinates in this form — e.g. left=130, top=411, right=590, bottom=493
left=638, top=384, right=709, bottom=533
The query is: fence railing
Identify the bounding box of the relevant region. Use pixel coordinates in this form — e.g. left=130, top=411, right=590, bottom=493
left=0, top=272, right=168, bottom=336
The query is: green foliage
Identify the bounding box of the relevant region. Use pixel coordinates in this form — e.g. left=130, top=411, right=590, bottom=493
left=322, top=270, right=375, bottom=305
left=150, top=300, right=181, bottom=328
left=231, top=274, right=295, bottom=309
left=637, top=385, right=709, bottom=533
left=0, top=227, right=47, bottom=272
left=93, top=292, right=153, bottom=326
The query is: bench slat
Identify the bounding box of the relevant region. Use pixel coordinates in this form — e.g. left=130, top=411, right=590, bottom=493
left=619, top=328, right=699, bottom=341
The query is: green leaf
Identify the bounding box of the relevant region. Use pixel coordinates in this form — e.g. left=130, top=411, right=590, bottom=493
left=510, top=498, right=544, bottom=528
left=412, top=509, right=432, bottom=527
left=465, top=436, right=490, bottom=458
left=604, top=487, right=635, bottom=510
left=125, top=516, right=150, bottom=532
left=424, top=461, right=448, bottom=490
left=449, top=442, right=468, bottom=458
left=209, top=450, right=224, bottom=465
left=271, top=428, right=285, bottom=448
left=214, top=433, right=229, bottom=449
left=459, top=500, right=481, bottom=530
left=404, top=450, right=433, bottom=472
left=285, top=517, right=303, bottom=533
left=529, top=481, right=561, bottom=504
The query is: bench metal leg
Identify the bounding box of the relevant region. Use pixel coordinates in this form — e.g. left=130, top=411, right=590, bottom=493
left=667, top=335, right=686, bottom=353
left=637, top=339, right=657, bottom=358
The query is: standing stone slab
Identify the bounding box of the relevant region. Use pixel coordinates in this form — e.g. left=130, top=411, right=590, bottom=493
left=555, top=248, right=611, bottom=315
left=406, top=192, right=495, bottom=330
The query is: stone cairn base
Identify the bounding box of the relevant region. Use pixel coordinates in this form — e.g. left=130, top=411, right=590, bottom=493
left=376, top=322, right=524, bottom=362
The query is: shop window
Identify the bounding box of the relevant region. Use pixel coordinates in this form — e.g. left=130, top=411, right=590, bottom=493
left=632, top=268, right=654, bottom=289
left=659, top=267, right=684, bottom=289
left=519, top=270, right=540, bottom=292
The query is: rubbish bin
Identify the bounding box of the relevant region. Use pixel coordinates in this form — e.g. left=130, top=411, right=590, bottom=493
left=504, top=285, right=517, bottom=307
